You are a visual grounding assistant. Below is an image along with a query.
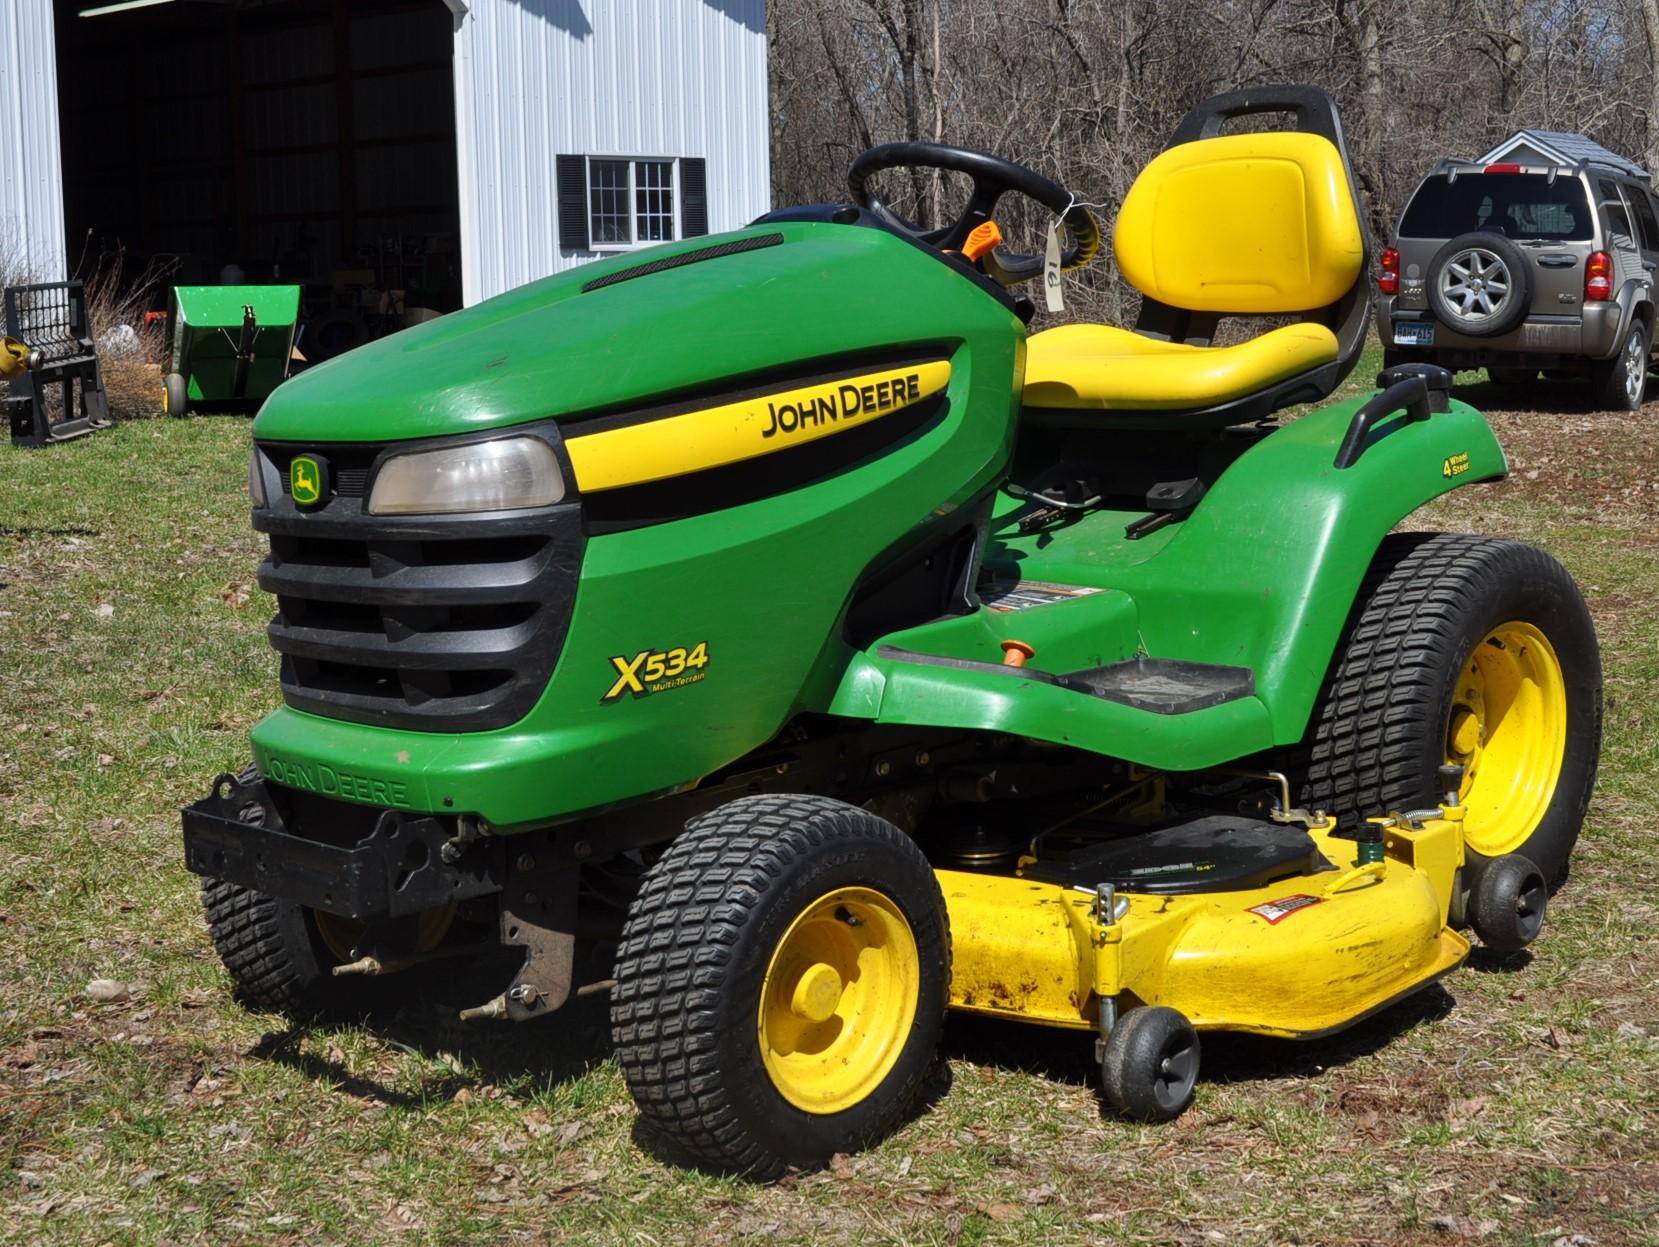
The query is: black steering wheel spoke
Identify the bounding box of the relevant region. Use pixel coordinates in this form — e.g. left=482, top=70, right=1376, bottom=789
left=847, top=141, right=1101, bottom=288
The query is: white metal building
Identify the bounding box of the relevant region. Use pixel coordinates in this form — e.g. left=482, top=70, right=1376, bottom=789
left=0, top=0, right=769, bottom=308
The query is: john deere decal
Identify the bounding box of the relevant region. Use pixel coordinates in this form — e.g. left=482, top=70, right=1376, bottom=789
left=290, top=455, right=326, bottom=505
left=565, top=360, right=951, bottom=492
left=602, top=642, right=710, bottom=703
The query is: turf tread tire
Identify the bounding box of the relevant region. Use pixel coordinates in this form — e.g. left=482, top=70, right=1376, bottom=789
left=1297, top=532, right=1600, bottom=885
left=198, top=765, right=345, bottom=1014
left=201, top=877, right=328, bottom=1011
left=610, top=794, right=949, bottom=1178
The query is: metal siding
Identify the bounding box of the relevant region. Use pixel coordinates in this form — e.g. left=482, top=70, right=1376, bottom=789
left=0, top=0, right=65, bottom=281
left=454, top=0, right=769, bottom=305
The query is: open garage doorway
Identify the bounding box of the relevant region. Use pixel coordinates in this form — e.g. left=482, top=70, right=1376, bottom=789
left=54, top=0, right=462, bottom=362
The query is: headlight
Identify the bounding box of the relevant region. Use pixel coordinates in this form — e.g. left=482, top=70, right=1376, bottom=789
left=368, top=437, right=565, bottom=516
left=248, top=448, right=267, bottom=507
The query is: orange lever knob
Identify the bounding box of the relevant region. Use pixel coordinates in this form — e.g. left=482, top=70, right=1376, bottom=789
left=1000, top=639, right=1035, bottom=668
left=961, top=219, right=1004, bottom=262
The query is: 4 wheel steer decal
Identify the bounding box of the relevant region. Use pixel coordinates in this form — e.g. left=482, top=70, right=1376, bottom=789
left=602, top=642, right=710, bottom=702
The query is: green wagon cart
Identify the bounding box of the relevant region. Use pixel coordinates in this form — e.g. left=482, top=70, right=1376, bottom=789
left=162, top=285, right=301, bottom=416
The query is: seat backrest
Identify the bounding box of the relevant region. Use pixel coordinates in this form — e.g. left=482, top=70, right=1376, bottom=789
left=1115, top=130, right=1365, bottom=315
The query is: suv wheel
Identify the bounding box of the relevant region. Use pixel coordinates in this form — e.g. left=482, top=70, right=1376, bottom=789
left=1592, top=319, right=1650, bottom=411
left=1427, top=232, right=1532, bottom=338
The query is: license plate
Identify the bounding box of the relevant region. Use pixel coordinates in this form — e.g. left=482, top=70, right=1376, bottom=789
left=1394, top=321, right=1435, bottom=347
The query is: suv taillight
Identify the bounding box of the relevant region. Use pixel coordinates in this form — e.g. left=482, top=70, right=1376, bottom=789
left=1586, top=250, right=1613, bottom=301
left=1378, top=246, right=1400, bottom=296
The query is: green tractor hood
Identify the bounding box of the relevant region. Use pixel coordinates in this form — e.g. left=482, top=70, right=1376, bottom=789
left=253, top=223, right=1023, bottom=444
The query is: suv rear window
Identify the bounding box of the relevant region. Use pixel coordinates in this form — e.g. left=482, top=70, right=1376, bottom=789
left=1399, top=173, right=1592, bottom=241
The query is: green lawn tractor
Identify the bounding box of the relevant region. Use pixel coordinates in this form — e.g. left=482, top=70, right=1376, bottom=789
left=181, top=86, right=1601, bottom=1177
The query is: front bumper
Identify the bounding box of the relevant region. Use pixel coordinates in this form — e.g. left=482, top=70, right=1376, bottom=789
left=181, top=770, right=503, bottom=921
left=249, top=702, right=645, bottom=829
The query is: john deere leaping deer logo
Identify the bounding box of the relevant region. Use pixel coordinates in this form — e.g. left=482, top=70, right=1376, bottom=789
left=290, top=455, right=325, bottom=505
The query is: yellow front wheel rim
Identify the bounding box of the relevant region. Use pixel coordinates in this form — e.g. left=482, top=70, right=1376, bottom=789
left=757, top=886, right=920, bottom=1115
left=313, top=905, right=455, bottom=964
left=1447, top=620, right=1568, bottom=857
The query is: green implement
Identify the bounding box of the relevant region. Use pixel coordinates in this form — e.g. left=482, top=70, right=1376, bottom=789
left=181, top=86, right=1600, bottom=1179
left=162, top=284, right=300, bottom=417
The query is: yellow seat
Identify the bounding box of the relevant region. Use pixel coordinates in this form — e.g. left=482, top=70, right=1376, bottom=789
left=1023, top=128, right=1366, bottom=418
left=1023, top=322, right=1339, bottom=411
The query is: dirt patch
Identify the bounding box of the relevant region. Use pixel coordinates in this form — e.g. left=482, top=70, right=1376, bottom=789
left=1456, top=380, right=1659, bottom=531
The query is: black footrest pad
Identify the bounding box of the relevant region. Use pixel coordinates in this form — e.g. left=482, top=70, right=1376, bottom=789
left=1055, top=658, right=1255, bottom=714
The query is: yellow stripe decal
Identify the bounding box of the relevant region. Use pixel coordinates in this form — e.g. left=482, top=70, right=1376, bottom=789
left=565, top=359, right=952, bottom=493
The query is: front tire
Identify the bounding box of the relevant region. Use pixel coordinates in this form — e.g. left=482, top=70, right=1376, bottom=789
left=201, top=878, right=348, bottom=1012
left=611, top=795, right=949, bottom=1178
left=201, top=880, right=454, bottom=1013
left=1297, top=533, right=1601, bottom=885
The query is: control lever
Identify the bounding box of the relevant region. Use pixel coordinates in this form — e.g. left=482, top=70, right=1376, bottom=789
left=1124, top=478, right=1206, bottom=540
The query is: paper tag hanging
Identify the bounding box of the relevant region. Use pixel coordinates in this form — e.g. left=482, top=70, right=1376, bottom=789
left=1043, top=220, right=1064, bottom=313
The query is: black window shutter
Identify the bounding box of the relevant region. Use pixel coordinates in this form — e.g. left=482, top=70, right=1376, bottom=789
left=680, top=158, right=708, bottom=237
left=556, top=155, right=589, bottom=251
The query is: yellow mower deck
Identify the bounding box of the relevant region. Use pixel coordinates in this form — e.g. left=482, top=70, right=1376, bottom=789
left=940, top=812, right=1469, bottom=1039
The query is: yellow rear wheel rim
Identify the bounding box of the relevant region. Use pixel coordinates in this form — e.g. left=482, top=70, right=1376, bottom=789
left=1446, top=620, right=1568, bottom=857
left=757, top=886, right=920, bottom=1116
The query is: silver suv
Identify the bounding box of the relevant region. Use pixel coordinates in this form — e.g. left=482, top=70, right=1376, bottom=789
left=1377, top=157, right=1657, bottom=410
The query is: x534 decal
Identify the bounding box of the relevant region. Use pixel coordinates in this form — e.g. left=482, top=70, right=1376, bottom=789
left=601, top=642, right=711, bottom=703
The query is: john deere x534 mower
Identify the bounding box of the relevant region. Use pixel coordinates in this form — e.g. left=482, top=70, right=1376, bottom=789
left=182, top=86, right=1601, bottom=1176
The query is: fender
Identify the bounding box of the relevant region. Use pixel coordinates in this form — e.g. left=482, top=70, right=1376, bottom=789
left=1612, top=278, right=1654, bottom=353
left=1104, top=389, right=1507, bottom=743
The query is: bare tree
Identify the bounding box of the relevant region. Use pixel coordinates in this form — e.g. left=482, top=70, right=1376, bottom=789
left=766, top=0, right=1655, bottom=321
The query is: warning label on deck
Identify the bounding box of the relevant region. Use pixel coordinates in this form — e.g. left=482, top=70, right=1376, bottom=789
left=981, top=579, right=1104, bottom=613
left=1247, top=894, right=1324, bottom=924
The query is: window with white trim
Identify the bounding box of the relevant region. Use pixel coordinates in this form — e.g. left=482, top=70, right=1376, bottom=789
left=588, top=158, right=675, bottom=247
left=556, top=155, right=708, bottom=252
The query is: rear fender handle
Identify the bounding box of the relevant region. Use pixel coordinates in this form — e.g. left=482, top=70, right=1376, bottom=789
left=1334, top=365, right=1453, bottom=470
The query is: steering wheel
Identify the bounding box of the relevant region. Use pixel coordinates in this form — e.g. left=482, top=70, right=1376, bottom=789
left=847, top=142, right=1100, bottom=286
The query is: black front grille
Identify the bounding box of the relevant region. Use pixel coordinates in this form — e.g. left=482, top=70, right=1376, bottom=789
left=253, top=433, right=583, bottom=732
left=269, top=444, right=377, bottom=498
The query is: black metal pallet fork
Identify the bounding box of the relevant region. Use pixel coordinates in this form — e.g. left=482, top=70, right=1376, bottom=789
left=4, top=282, right=111, bottom=448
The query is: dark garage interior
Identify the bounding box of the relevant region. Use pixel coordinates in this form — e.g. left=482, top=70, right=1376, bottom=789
left=54, top=0, right=464, bottom=350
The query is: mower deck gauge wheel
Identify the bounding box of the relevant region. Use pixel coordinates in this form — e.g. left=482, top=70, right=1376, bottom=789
left=1101, top=1005, right=1201, bottom=1122
left=1469, top=854, right=1548, bottom=953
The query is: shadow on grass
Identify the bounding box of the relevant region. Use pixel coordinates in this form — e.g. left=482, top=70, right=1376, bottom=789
left=0, top=524, right=100, bottom=538
left=939, top=980, right=1460, bottom=1096
left=247, top=946, right=617, bottom=1102
left=1452, top=374, right=1646, bottom=415
left=626, top=1051, right=955, bottom=1180
left=1464, top=946, right=1536, bottom=974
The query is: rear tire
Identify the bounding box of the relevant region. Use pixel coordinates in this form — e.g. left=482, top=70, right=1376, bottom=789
left=1296, top=533, right=1601, bottom=886
left=1591, top=319, right=1649, bottom=411
left=611, top=795, right=949, bottom=1178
